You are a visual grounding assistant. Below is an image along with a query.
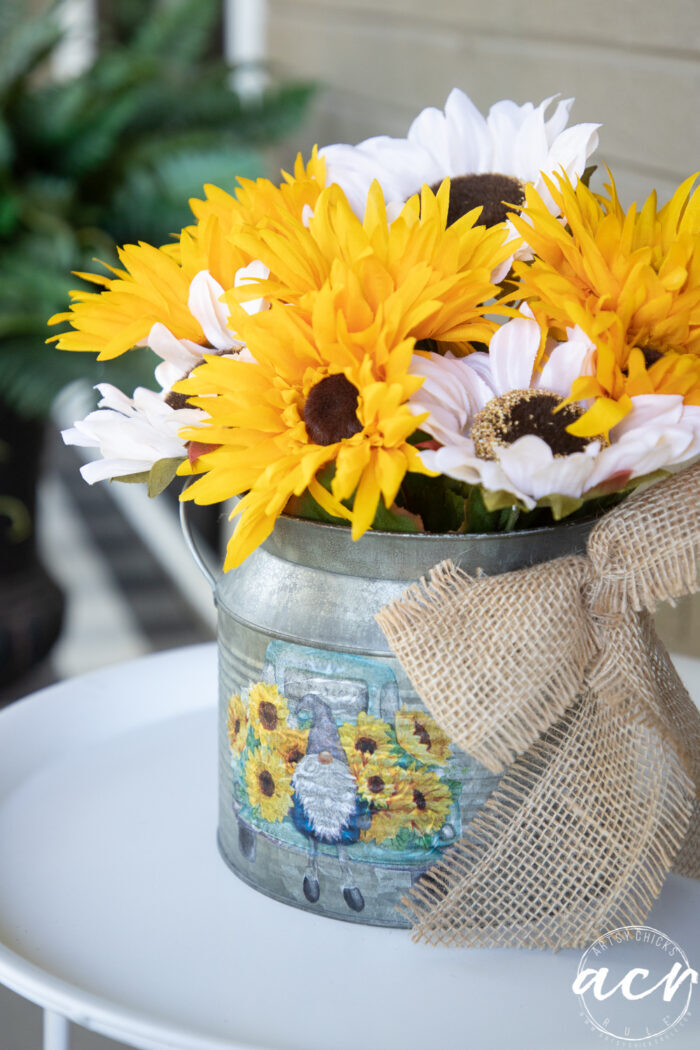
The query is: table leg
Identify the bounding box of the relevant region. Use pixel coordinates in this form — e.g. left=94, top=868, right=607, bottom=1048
left=43, top=1010, right=70, bottom=1050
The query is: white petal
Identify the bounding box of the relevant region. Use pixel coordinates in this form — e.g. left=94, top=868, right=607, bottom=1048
left=544, top=97, right=574, bottom=142
left=79, top=458, right=156, bottom=484
left=610, top=394, right=684, bottom=437
left=441, top=88, right=491, bottom=173
left=409, top=352, right=493, bottom=445
left=407, top=105, right=454, bottom=176
left=188, top=270, right=238, bottom=350
left=538, top=327, right=596, bottom=397
left=497, top=435, right=598, bottom=500
left=487, top=316, right=539, bottom=394
left=587, top=428, right=694, bottom=489
left=235, top=260, right=271, bottom=316
left=147, top=322, right=203, bottom=372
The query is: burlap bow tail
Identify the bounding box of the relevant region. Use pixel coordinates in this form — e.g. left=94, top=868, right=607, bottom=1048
left=376, top=463, right=700, bottom=949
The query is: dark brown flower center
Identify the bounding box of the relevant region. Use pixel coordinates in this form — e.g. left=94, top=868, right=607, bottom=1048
left=472, top=389, right=597, bottom=459
left=367, top=775, right=386, bottom=795
left=640, top=346, right=664, bottom=368
left=164, top=389, right=191, bottom=410
left=259, top=700, right=278, bottom=731
left=287, top=748, right=304, bottom=765
left=234, top=718, right=241, bottom=736
left=164, top=347, right=236, bottom=409
left=258, top=770, right=276, bottom=797
left=413, top=720, right=432, bottom=749
left=429, top=172, right=525, bottom=228
left=304, top=373, right=362, bottom=445
left=413, top=789, right=427, bottom=811
left=356, top=736, right=377, bottom=755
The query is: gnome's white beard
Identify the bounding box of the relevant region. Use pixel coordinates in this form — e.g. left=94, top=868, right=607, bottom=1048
left=293, top=754, right=357, bottom=841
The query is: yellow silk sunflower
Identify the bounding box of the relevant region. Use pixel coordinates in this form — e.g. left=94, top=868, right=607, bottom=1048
left=184, top=149, right=326, bottom=290
left=244, top=748, right=294, bottom=823
left=391, top=767, right=453, bottom=836
left=394, top=706, right=452, bottom=765
left=225, top=179, right=516, bottom=352
left=247, top=682, right=290, bottom=743
left=226, top=694, right=248, bottom=757
left=510, top=171, right=700, bottom=435
left=48, top=240, right=207, bottom=360
left=339, top=713, right=394, bottom=774
left=176, top=282, right=434, bottom=569
left=48, top=151, right=326, bottom=361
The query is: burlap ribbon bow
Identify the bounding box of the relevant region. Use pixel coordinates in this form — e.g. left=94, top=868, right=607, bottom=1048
left=376, top=462, right=700, bottom=950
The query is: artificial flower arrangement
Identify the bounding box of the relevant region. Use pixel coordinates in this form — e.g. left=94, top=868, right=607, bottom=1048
left=49, top=89, right=700, bottom=569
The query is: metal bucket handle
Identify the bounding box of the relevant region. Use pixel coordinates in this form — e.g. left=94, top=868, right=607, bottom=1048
left=179, top=480, right=218, bottom=593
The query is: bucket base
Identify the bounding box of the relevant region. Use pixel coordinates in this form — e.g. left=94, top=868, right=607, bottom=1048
left=217, top=821, right=420, bottom=928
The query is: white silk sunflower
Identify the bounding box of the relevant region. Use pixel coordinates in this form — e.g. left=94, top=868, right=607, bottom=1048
left=61, top=383, right=207, bottom=485
left=320, top=90, right=600, bottom=259
left=408, top=315, right=700, bottom=511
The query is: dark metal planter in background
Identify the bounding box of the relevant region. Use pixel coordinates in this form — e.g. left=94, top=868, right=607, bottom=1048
left=0, top=401, right=64, bottom=689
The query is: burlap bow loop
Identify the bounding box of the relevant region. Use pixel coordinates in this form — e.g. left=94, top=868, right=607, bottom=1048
left=376, top=462, right=700, bottom=949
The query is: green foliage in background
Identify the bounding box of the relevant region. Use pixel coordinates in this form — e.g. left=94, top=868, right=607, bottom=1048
left=0, top=0, right=314, bottom=419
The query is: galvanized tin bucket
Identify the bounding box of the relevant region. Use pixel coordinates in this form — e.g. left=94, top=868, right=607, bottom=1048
left=181, top=507, right=594, bottom=927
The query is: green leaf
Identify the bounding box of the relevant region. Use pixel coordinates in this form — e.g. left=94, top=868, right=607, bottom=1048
left=111, top=471, right=150, bottom=486
left=129, top=0, right=219, bottom=65
left=535, top=491, right=585, bottom=520
left=146, top=457, right=183, bottom=497
left=398, top=472, right=467, bottom=533
left=370, top=500, right=422, bottom=534
left=111, top=457, right=183, bottom=497
left=478, top=487, right=530, bottom=517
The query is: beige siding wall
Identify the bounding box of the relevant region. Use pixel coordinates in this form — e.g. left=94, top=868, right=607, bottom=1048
left=268, top=0, right=700, bottom=205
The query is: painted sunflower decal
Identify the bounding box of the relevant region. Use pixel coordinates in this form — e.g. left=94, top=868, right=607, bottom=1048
left=244, top=748, right=294, bottom=823
left=247, top=682, right=290, bottom=743
left=226, top=694, right=248, bottom=757
left=277, top=727, right=310, bottom=773
left=339, top=712, right=393, bottom=774
left=356, top=756, right=410, bottom=808
left=394, top=706, right=452, bottom=765
left=393, top=767, right=453, bottom=836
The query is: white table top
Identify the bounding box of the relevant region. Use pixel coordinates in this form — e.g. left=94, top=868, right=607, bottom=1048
left=0, top=643, right=698, bottom=1050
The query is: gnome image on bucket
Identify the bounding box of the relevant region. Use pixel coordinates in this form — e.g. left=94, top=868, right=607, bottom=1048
left=219, top=639, right=495, bottom=926
left=289, top=692, right=370, bottom=912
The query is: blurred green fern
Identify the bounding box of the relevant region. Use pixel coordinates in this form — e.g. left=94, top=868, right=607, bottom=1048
left=0, top=0, right=315, bottom=419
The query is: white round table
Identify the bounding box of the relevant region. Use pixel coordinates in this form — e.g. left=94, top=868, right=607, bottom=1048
left=0, top=644, right=698, bottom=1050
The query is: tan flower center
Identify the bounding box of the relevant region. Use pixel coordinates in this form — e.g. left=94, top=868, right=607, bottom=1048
left=259, top=700, right=278, bottom=731
left=429, top=172, right=525, bottom=228
left=472, top=389, right=601, bottom=459
left=258, top=770, right=276, bottom=797
left=304, top=373, right=362, bottom=445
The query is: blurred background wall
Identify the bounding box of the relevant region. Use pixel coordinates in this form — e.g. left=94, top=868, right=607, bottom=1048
left=267, top=0, right=700, bottom=206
